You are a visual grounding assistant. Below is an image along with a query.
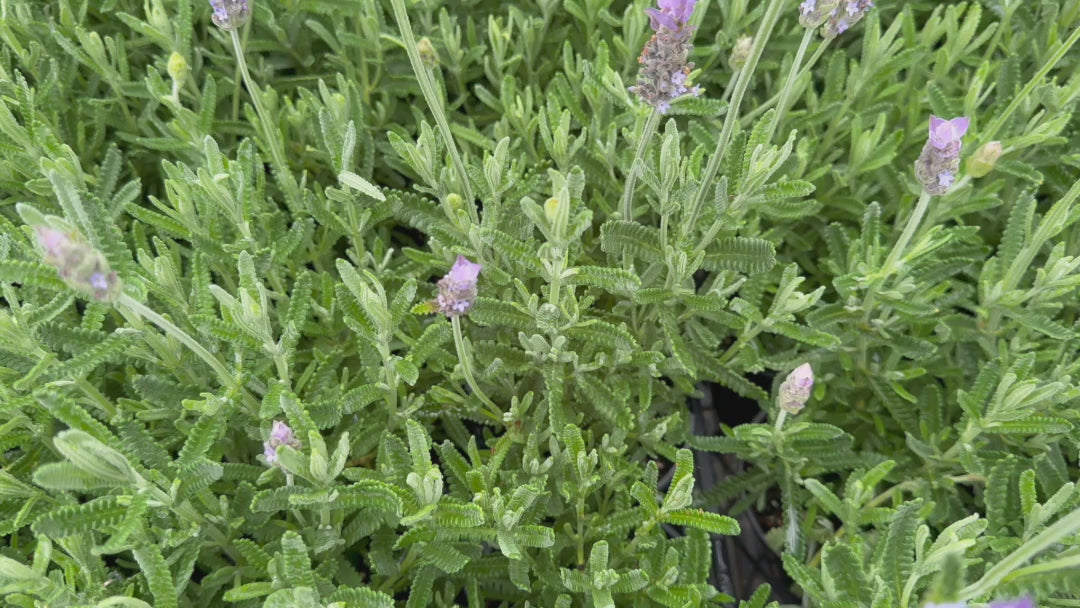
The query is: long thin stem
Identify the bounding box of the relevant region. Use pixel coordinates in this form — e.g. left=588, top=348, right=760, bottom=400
left=767, top=27, right=815, bottom=142
left=119, top=294, right=258, bottom=409
left=857, top=190, right=933, bottom=367
left=451, top=316, right=503, bottom=420
left=962, top=506, right=1080, bottom=599
left=879, top=190, right=933, bottom=278
left=229, top=29, right=301, bottom=210
left=979, top=24, right=1080, bottom=145
left=619, top=109, right=662, bottom=221
left=390, top=0, right=477, bottom=223
left=741, top=39, right=831, bottom=126
left=686, top=0, right=787, bottom=223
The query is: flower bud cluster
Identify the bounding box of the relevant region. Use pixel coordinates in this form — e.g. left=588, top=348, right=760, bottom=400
left=35, top=226, right=122, bottom=302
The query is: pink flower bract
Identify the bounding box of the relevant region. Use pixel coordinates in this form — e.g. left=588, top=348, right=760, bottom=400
left=928, top=115, right=970, bottom=150
left=447, top=255, right=482, bottom=286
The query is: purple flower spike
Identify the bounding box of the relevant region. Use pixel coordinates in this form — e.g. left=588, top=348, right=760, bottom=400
left=32, top=224, right=123, bottom=303
left=263, top=420, right=301, bottom=467
left=821, top=0, right=873, bottom=38
left=208, top=0, right=250, bottom=30
left=778, top=363, right=814, bottom=414
left=799, top=0, right=840, bottom=28
left=631, top=0, right=700, bottom=113
left=915, top=114, right=969, bottom=196
left=435, top=255, right=482, bottom=317
left=929, top=115, right=970, bottom=150
left=270, top=420, right=294, bottom=444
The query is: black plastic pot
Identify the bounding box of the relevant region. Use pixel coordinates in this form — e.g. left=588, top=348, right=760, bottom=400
left=688, top=381, right=800, bottom=604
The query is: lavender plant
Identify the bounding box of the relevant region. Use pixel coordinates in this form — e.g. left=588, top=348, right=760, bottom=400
left=0, top=0, right=1079, bottom=607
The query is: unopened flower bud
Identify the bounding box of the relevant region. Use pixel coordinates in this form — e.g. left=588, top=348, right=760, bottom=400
left=544, top=197, right=561, bottom=224
left=447, top=193, right=466, bottom=213
left=167, top=52, right=189, bottom=85
left=965, top=141, right=1002, bottom=178
left=778, top=363, right=814, bottom=414
left=434, top=255, right=482, bottom=317
left=544, top=196, right=569, bottom=239
left=729, top=35, right=753, bottom=71
left=34, top=226, right=123, bottom=303
left=417, top=37, right=439, bottom=69
left=208, top=0, right=250, bottom=31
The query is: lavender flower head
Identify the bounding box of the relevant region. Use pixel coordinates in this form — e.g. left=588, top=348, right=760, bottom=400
left=209, top=0, right=250, bottom=30
left=630, top=0, right=701, bottom=114
left=799, top=0, right=841, bottom=28
left=263, top=421, right=301, bottom=466
left=34, top=226, right=123, bottom=303
left=778, top=363, right=814, bottom=414
left=914, top=115, right=969, bottom=195
left=435, top=255, right=482, bottom=317
left=821, top=0, right=874, bottom=38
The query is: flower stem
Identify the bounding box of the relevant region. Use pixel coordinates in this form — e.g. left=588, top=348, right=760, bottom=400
left=229, top=29, right=301, bottom=210
left=451, top=316, right=503, bottom=420
left=619, top=109, right=662, bottom=222
left=741, top=38, right=831, bottom=127
left=767, top=27, right=816, bottom=142
left=773, top=409, right=788, bottom=434
left=880, top=190, right=933, bottom=278
left=686, top=0, right=786, bottom=226
left=390, top=0, right=477, bottom=223
left=858, top=190, right=933, bottom=366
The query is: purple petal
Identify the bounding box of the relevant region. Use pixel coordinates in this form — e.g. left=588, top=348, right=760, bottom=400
left=949, top=117, right=970, bottom=137
left=270, top=420, right=294, bottom=443
left=646, top=8, right=679, bottom=31
left=35, top=226, right=68, bottom=256
left=448, top=255, right=481, bottom=285
left=90, top=272, right=109, bottom=290
left=990, top=598, right=1035, bottom=608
